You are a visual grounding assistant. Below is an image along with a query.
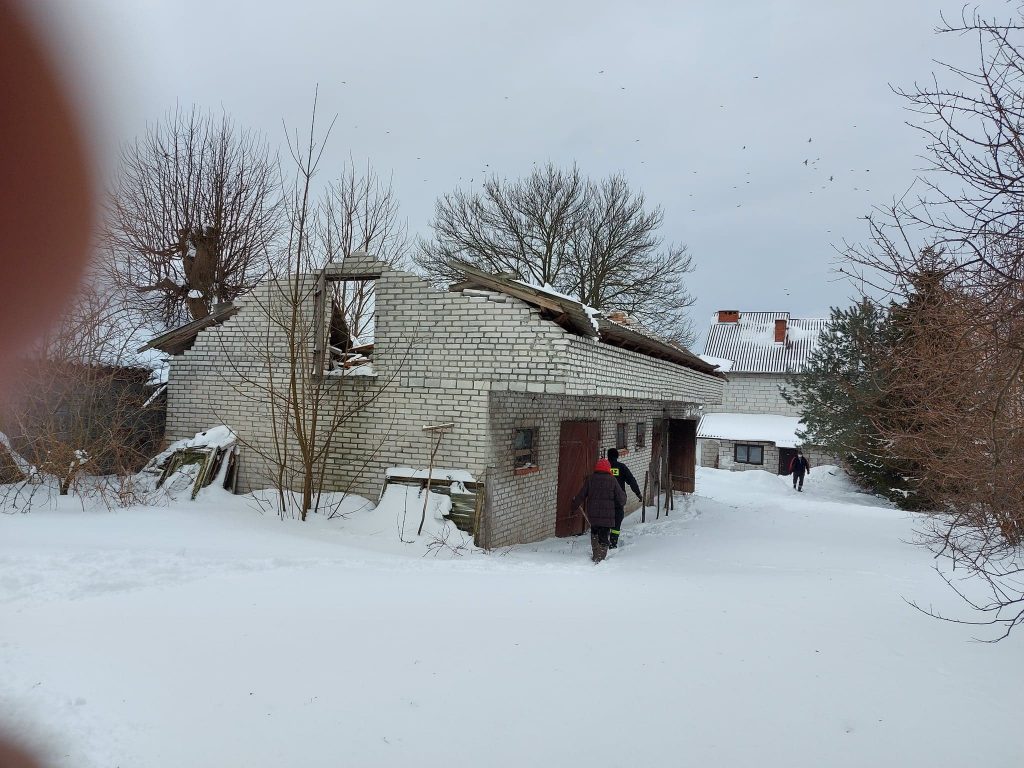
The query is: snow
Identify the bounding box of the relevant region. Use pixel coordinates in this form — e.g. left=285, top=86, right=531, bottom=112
left=698, top=353, right=734, bottom=371
left=148, top=425, right=237, bottom=467
left=698, top=411, right=804, bottom=448
left=385, top=466, right=476, bottom=483
left=1, top=467, right=1021, bottom=767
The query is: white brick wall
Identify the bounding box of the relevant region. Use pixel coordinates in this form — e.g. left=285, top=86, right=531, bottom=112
left=705, top=372, right=799, bottom=416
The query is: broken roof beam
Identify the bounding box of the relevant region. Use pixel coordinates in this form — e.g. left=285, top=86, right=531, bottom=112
left=138, top=303, right=239, bottom=355
left=449, top=261, right=599, bottom=338
left=597, top=318, right=723, bottom=377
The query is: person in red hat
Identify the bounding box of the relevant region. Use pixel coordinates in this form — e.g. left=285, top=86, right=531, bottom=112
left=571, top=457, right=626, bottom=563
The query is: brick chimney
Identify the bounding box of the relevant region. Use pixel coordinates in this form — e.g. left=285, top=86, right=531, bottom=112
left=774, top=318, right=788, bottom=343
left=717, top=310, right=740, bottom=323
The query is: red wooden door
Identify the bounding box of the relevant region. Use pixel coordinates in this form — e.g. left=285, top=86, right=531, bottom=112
left=556, top=421, right=600, bottom=536
left=668, top=419, right=697, bottom=493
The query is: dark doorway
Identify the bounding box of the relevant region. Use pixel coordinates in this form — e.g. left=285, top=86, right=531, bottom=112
left=779, top=447, right=797, bottom=476
left=667, top=419, right=697, bottom=493
left=556, top=421, right=600, bottom=536
left=649, top=420, right=664, bottom=502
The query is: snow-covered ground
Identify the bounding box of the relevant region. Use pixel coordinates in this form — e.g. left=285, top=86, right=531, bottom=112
left=1, top=467, right=1021, bottom=767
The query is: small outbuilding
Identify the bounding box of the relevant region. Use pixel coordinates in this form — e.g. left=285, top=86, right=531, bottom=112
left=149, top=254, right=726, bottom=547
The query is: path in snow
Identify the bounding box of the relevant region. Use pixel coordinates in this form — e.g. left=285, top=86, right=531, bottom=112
left=1, top=467, right=1020, bottom=767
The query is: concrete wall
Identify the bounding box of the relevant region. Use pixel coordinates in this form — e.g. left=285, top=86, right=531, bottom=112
left=165, top=254, right=724, bottom=543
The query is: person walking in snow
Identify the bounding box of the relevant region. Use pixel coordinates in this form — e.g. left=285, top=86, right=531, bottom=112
left=607, top=448, right=642, bottom=549
left=789, top=449, right=811, bottom=491
left=571, top=458, right=626, bottom=563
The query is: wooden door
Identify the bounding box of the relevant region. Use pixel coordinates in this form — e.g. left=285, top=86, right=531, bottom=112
left=556, top=421, right=600, bottom=536
left=668, top=419, right=697, bottom=493
left=649, top=419, right=664, bottom=502
left=779, top=448, right=797, bottom=476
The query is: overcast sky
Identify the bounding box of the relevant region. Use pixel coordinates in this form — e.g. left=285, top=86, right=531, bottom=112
left=31, top=0, right=999, bottom=346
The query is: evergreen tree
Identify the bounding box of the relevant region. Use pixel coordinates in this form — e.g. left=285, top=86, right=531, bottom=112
left=783, top=300, right=918, bottom=505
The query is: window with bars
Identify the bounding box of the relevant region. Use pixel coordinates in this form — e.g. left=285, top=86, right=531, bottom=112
left=636, top=421, right=646, bottom=449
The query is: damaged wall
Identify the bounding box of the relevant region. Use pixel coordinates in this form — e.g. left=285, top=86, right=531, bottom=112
left=164, top=253, right=724, bottom=543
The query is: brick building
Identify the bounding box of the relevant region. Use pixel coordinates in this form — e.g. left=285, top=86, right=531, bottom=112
left=696, top=310, right=835, bottom=473
left=148, top=254, right=725, bottom=547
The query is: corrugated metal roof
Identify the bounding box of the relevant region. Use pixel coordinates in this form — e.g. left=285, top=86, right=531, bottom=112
left=702, top=312, right=828, bottom=374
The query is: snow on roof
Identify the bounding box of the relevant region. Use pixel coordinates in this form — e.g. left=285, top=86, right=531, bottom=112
left=697, top=412, right=804, bottom=448
left=698, top=354, right=733, bottom=372
left=703, top=312, right=827, bottom=374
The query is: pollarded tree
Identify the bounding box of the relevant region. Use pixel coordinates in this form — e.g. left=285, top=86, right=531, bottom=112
left=105, top=106, right=282, bottom=328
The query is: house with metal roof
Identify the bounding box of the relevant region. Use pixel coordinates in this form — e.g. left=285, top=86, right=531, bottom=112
left=696, top=310, right=835, bottom=474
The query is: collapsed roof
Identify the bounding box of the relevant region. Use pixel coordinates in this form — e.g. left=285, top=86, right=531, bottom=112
left=139, top=261, right=722, bottom=378
left=449, top=262, right=722, bottom=377
left=138, top=303, right=239, bottom=356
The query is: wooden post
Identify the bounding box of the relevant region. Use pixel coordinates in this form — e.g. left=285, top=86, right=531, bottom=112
left=417, top=422, right=455, bottom=536
left=641, top=470, right=649, bottom=524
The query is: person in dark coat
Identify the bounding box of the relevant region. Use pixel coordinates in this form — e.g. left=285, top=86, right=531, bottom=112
left=571, top=458, right=626, bottom=563
left=607, top=448, right=642, bottom=548
left=789, top=448, right=811, bottom=491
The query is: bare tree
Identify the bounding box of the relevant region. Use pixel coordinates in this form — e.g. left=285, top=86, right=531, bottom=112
left=105, top=106, right=282, bottom=328
left=415, top=163, right=696, bottom=344
left=322, top=158, right=410, bottom=342
left=206, top=96, right=413, bottom=521
left=567, top=174, right=695, bottom=343
left=1, top=280, right=162, bottom=503
left=843, top=7, right=1024, bottom=636
left=415, top=162, right=588, bottom=286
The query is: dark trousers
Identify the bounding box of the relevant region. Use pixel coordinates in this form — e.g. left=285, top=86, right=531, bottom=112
left=793, top=471, right=806, bottom=490
left=591, top=525, right=610, bottom=545
left=609, top=504, right=625, bottom=546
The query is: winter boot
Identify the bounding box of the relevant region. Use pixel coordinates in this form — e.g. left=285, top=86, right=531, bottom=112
left=590, top=533, right=601, bottom=563
left=595, top=542, right=609, bottom=563
left=609, top=529, right=620, bottom=549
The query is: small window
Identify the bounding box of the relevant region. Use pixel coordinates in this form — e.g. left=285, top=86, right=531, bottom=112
left=615, top=423, right=627, bottom=450
left=512, top=428, right=537, bottom=469
left=636, top=421, right=646, bottom=449
left=735, top=444, right=764, bottom=465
